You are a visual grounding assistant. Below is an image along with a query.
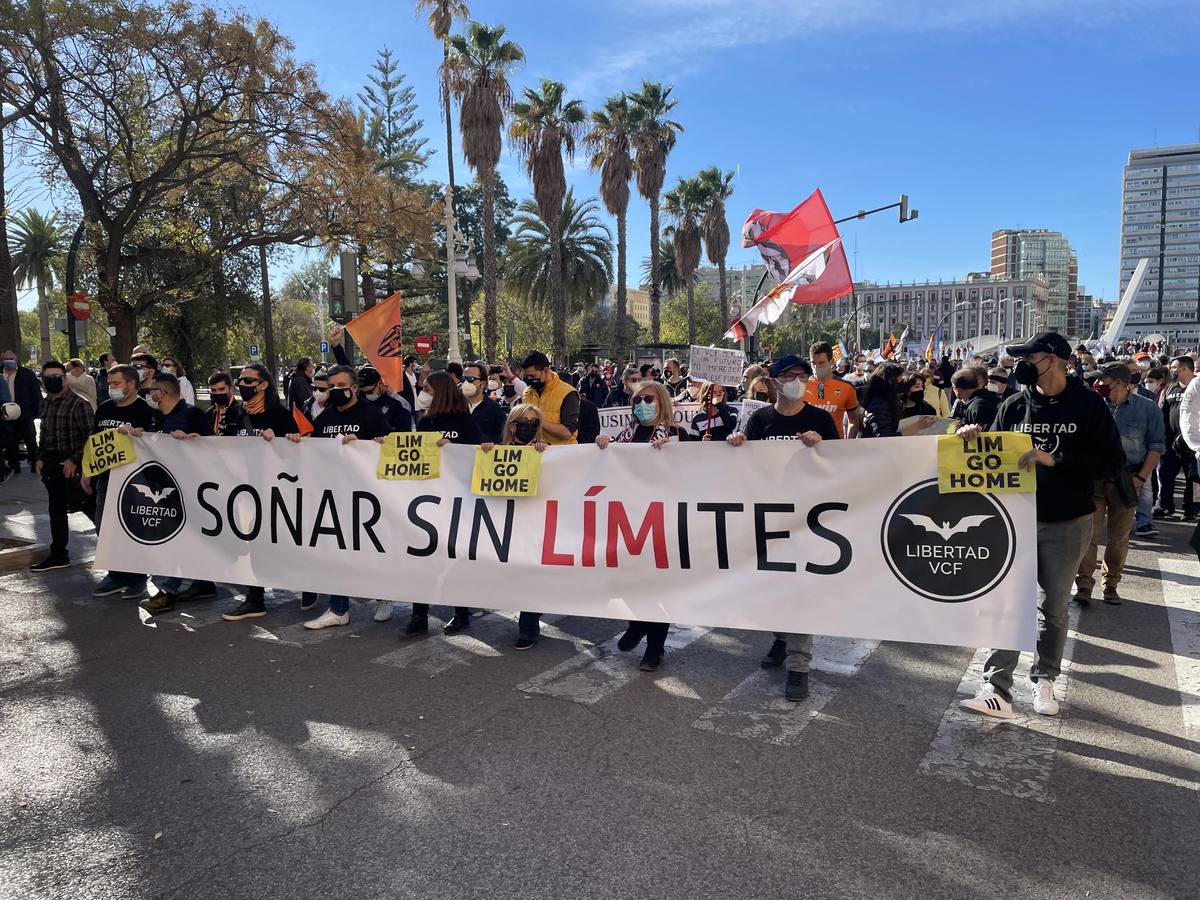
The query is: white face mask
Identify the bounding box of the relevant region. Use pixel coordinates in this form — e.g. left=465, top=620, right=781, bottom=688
left=162, top=365, right=175, bottom=374
left=461, top=381, right=478, bottom=399
left=487, top=379, right=499, bottom=392
left=416, top=391, right=433, bottom=411
left=314, top=390, right=328, bottom=405
left=988, top=383, right=1005, bottom=394
left=1137, top=360, right=1150, bottom=371
left=1146, top=381, right=1160, bottom=392
left=813, top=366, right=832, bottom=381
left=779, top=380, right=805, bottom=401
left=686, top=385, right=699, bottom=399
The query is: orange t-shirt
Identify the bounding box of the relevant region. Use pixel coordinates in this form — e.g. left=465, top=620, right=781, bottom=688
left=804, top=377, right=859, bottom=437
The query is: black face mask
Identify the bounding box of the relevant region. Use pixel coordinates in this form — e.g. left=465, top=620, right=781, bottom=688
left=513, top=421, right=540, bottom=444
left=42, top=375, right=64, bottom=394
left=525, top=375, right=543, bottom=392
left=211, top=392, right=231, bottom=406
left=238, top=385, right=258, bottom=402
left=1014, top=359, right=1041, bottom=386
left=326, top=387, right=351, bottom=407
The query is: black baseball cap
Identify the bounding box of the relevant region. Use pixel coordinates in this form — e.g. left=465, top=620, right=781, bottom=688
left=1097, top=362, right=1132, bottom=384
left=357, top=367, right=382, bottom=387
left=769, top=354, right=813, bottom=378
left=1006, top=331, right=1072, bottom=360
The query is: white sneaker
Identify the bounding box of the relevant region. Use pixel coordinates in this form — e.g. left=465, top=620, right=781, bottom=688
left=958, top=683, right=1015, bottom=719
left=1029, top=677, right=1060, bottom=716
left=373, top=600, right=394, bottom=622
left=303, top=610, right=349, bottom=630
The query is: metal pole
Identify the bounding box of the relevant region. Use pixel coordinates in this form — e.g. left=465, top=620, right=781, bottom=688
left=64, top=219, right=86, bottom=358
left=444, top=184, right=461, bottom=364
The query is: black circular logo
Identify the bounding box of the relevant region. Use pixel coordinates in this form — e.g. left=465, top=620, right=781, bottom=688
left=118, top=462, right=186, bottom=545
left=880, top=479, right=1015, bottom=603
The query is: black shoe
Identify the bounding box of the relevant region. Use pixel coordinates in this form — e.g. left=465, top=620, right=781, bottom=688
left=443, top=614, right=471, bottom=635
left=1152, top=507, right=1174, bottom=519
left=402, top=615, right=429, bottom=638
left=299, top=593, right=318, bottom=611
left=617, top=624, right=646, bottom=652
left=30, top=556, right=70, bottom=572
left=1185, top=513, right=1196, bottom=522
left=1102, top=588, right=1124, bottom=606
left=514, top=631, right=539, bottom=651
left=1072, top=592, right=1092, bottom=607
left=638, top=650, right=662, bottom=672
left=175, top=583, right=217, bottom=603
left=785, top=671, right=810, bottom=701
left=761, top=638, right=787, bottom=669
left=222, top=599, right=266, bottom=621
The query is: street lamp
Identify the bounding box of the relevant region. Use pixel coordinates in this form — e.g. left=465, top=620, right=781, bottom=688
left=443, top=184, right=462, bottom=364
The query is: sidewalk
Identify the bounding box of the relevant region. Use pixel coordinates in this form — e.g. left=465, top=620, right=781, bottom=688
left=0, top=470, right=97, bottom=571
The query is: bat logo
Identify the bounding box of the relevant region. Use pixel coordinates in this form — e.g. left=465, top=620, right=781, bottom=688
left=133, top=484, right=176, bottom=505
left=899, top=514, right=994, bottom=541
left=377, top=324, right=404, bottom=358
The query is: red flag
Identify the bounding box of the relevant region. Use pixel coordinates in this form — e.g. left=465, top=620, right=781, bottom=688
left=292, top=404, right=313, bottom=436
left=725, top=240, right=840, bottom=340
left=344, top=291, right=405, bottom=393
left=741, top=189, right=853, bottom=305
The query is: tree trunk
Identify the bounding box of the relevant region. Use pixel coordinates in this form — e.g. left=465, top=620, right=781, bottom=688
left=551, top=214, right=566, bottom=362
left=616, top=210, right=628, bottom=359
left=717, top=258, right=728, bottom=330
left=0, top=123, right=20, bottom=352
left=107, top=303, right=137, bottom=363
left=482, top=166, right=498, bottom=361
left=97, top=242, right=136, bottom=361
left=36, top=277, right=51, bottom=362
left=259, top=242, right=277, bottom=379
left=686, top=281, right=696, bottom=345
left=649, top=196, right=661, bottom=342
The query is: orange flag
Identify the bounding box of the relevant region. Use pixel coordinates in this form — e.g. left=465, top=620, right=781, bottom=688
left=881, top=333, right=898, bottom=359
left=344, top=291, right=405, bottom=392
left=292, top=404, right=313, bottom=436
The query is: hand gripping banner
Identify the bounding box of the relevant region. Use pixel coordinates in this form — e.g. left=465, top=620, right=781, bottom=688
left=96, top=436, right=1037, bottom=650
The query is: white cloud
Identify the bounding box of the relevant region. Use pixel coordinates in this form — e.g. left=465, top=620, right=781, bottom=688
left=569, top=0, right=1189, bottom=99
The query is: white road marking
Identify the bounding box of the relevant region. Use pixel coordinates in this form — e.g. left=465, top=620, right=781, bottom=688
left=1154, top=556, right=1200, bottom=750
left=371, top=611, right=525, bottom=675
left=518, top=624, right=710, bottom=705
left=918, top=605, right=1081, bottom=804
left=691, top=636, right=879, bottom=746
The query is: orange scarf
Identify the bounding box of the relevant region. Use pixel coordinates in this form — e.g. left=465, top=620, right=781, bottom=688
left=244, top=391, right=266, bottom=415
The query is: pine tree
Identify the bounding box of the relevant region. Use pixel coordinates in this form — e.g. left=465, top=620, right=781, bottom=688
left=359, top=48, right=431, bottom=183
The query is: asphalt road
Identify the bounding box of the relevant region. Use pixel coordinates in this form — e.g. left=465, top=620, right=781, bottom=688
left=1, top=472, right=1197, bottom=900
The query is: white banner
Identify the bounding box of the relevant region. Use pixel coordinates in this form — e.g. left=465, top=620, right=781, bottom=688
left=97, top=436, right=1037, bottom=649
left=599, top=401, right=708, bottom=438
left=688, top=344, right=745, bottom=386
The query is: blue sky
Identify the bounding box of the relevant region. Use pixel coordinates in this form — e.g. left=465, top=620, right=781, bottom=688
left=12, top=0, right=1200, bottom=309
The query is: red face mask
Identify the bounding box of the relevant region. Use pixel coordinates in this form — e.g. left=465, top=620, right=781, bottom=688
left=1094, top=382, right=1112, bottom=400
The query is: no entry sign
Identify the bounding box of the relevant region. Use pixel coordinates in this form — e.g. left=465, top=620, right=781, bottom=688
left=68, top=292, right=92, bottom=320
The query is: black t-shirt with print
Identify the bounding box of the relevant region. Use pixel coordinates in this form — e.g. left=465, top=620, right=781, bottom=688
left=229, top=405, right=298, bottom=438
left=313, top=398, right=390, bottom=440
left=416, top=410, right=483, bottom=445
left=744, top=404, right=839, bottom=442
left=93, top=397, right=156, bottom=433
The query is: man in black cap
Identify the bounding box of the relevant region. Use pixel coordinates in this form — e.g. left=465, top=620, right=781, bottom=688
left=728, top=354, right=838, bottom=702
left=357, top=366, right=413, bottom=433
left=956, top=332, right=1123, bottom=719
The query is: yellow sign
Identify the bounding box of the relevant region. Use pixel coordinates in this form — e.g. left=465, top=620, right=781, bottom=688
left=471, top=446, right=541, bottom=497
left=376, top=431, right=441, bottom=480
left=81, top=428, right=137, bottom=478
left=937, top=432, right=1036, bottom=494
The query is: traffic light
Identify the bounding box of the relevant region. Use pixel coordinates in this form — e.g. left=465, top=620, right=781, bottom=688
left=899, top=194, right=919, bottom=223
left=328, top=276, right=346, bottom=323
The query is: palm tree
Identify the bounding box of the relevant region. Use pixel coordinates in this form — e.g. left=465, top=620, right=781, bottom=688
left=641, top=230, right=693, bottom=300
left=8, top=209, right=66, bottom=361
left=414, top=0, right=470, bottom=187
left=662, top=176, right=706, bottom=344
left=509, top=79, right=586, bottom=361
left=698, top=166, right=735, bottom=328
left=629, top=81, right=683, bottom=343
left=443, top=21, right=524, bottom=361
left=584, top=94, right=634, bottom=356
left=504, top=190, right=613, bottom=318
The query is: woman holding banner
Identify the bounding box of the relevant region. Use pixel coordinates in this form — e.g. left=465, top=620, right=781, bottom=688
left=596, top=381, right=689, bottom=672
left=482, top=404, right=550, bottom=650
left=403, top=372, right=482, bottom=638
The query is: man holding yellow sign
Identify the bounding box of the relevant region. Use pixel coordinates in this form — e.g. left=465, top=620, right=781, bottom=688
left=952, top=332, right=1124, bottom=721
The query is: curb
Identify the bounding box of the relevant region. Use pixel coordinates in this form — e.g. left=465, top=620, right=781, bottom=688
left=0, top=541, right=49, bottom=573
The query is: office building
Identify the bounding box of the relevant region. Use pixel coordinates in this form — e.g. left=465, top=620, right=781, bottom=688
left=991, top=229, right=1078, bottom=333
left=604, top=285, right=652, bottom=329
left=1118, top=144, right=1200, bottom=342
left=818, top=272, right=1049, bottom=348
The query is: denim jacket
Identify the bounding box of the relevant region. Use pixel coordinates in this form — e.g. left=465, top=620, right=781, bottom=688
left=1108, top=391, right=1165, bottom=466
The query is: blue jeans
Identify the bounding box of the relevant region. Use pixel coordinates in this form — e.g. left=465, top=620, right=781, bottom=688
left=1135, top=475, right=1153, bottom=528
left=1157, top=448, right=1196, bottom=515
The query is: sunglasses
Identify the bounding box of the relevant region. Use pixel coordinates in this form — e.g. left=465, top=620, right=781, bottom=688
left=634, top=395, right=657, bottom=404
left=238, top=377, right=260, bottom=386
left=462, top=375, right=479, bottom=383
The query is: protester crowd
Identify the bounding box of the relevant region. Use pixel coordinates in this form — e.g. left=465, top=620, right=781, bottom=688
left=6, top=327, right=1196, bottom=710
